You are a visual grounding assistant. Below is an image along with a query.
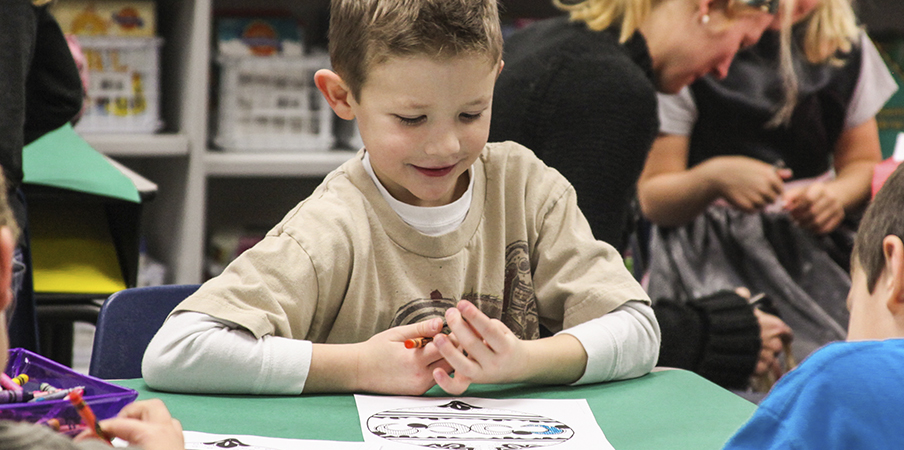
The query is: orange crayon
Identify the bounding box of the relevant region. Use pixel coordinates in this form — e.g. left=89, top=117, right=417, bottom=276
left=68, top=389, right=112, bottom=444
left=404, top=337, right=433, bottom=349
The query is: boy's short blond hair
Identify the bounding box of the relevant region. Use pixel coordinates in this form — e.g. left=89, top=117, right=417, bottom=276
left=853, top=164, right=904, bottom=293
left=327, top=0, right=503, bottom=100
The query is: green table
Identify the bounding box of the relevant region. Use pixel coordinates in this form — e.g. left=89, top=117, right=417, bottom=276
left=115, top=369, right=755, bottom=450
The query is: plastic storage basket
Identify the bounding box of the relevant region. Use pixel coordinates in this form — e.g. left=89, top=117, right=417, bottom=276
left=0, top=348, right=137, bottom=426
left=214, top=54, right=334, bottom=152
left=74, top=36, right=163, bottom=134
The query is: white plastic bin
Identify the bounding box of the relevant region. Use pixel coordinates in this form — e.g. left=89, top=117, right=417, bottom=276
left=74, top=36, right=163, bottom=134
left=214, top=54, right=335, bottom=152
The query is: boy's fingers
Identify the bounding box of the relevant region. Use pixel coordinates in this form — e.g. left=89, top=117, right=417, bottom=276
left=445, top=307, right=492, bottom=361
left=456, top=300, right=511, bottom=351
left=427, top=357, right=454, bottom=376
left=433, top=367, right=470, bottom=396
left=433, top=333, right=476, bottom=369
left=414, top=317, right=444, bottom=337
left=396, top=317, right=444, bottom=341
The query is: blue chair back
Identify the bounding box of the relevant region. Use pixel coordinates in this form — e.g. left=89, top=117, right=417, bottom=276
left=89, top=284, right=201, bottom=379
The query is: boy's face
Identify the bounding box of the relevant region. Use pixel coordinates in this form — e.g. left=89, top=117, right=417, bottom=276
left=350, top=55, right=499, bottom=207
left=847, top=260, right=895, bottom=340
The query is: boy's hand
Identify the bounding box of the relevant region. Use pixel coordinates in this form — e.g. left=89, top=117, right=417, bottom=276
left=78, top=399, right=184, bottom=450
left=355, top=317, right=453, bottom=395
left=432, top=300, right=532, bottom=395
left=782, top=182, right=845, bottom=234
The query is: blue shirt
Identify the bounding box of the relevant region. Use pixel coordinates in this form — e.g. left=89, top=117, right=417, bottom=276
left=723, top=339, right=904, bottom=449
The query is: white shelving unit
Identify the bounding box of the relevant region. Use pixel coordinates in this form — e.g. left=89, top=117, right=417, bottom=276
left=80, top=0, right=902, bottom=285
left=78, top=0, right=351, bottom=284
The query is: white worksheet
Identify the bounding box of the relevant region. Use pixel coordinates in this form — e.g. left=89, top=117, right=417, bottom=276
left=180, top=431, right=382, bottom=450
left=354, top=395, right=614, bottom=450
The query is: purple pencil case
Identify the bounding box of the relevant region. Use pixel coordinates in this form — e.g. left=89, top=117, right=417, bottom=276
left=0, top=348, right=137, bottom=425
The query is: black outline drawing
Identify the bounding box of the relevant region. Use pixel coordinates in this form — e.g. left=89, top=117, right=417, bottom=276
left=366, top=400, right=574, bottom=450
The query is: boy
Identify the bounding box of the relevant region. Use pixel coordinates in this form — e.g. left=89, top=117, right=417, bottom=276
left=0, top=173, right=184, bottom=450
left=143, top=0, right=659, bottom=396
left=722, top=162, right=904, bottom=449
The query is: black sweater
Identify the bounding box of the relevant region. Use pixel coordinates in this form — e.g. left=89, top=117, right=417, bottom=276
left=490, top=17, right=658, bottom=251
left=1, top=0, right=84, bottom=231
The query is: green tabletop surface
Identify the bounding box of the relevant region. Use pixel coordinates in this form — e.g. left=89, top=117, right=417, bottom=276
left=115, top=370, right=755, bottom=450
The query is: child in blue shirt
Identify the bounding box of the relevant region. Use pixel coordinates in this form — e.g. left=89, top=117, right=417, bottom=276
left=722, top=162, right=904, bottom=449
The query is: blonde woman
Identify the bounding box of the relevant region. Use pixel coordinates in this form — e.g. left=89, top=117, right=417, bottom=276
left=490, top=0, right=778, bottom=251
left=639, top=0, right=898, bottom=388
left=1, top=0, right=83, bottom=349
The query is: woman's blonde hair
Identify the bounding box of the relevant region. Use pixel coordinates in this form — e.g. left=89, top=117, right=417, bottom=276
left=552, top=0, right=652, bottom=43
left=770, top=0, right=859, bottom=126
left=32, top=0, right=53, bottom=6
left=801, top=0, right=859, bottom=64
left=552, top=0, right=771, bottom=43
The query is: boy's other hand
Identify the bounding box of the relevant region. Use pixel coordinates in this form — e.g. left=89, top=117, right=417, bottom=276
left=83, top=399, right=184, bottom=450
left=356, top=317, right=453, bottom=395
left=432, top=300, right=531, bottom=395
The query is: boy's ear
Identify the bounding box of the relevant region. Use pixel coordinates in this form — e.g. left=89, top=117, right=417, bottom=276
left=883, top=235, right=904, bottom=315
left=0, top=227, right=15, bottom=313
left=314, top=69, right=357, bottom=121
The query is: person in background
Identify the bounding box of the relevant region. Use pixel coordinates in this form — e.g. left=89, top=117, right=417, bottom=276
left=639, top=0, right=898, bottom=390
left=1, top=0, right=85, bottom=350
left=0, top=171, right=184, bottom=450
left=721, top=162, right=904, bottom=450
left=142, top=0, right=659, bottom=396
left=490, top=0, right=779, bottom=251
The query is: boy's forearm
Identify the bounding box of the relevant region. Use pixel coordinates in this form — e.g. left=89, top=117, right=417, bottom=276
left=518, top=334, right=588, bottom=385
left=306, top=343, right=362, bottom=393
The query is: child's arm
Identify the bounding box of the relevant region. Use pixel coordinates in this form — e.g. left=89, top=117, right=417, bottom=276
left=143, top=312, right=310, bottom=394
left=305, top=317, right=452, bottom=395
left=144, top=311, right=453, bottom=395
left=783, top=118, right=882, bottom=234
left=431, top=299, right=659, bottom=395
left=638, top=134, right=793, bottom=227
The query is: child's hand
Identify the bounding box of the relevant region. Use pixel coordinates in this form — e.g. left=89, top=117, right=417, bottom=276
left=82, top=399, right=184, bottom=450
left=704, top=156, right=792, bottom=212
left=782, top=182, right=845, bottom=234
left=355, top=317, right=453, bottom=395
left=752, top=309, right=793, bottom=378
left=431, top=300, right=532, bottom=395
